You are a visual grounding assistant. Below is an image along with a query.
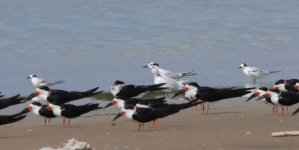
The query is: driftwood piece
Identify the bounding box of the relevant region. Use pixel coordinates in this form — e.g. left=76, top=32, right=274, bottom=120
left=272, top=131, right=299, bottom=137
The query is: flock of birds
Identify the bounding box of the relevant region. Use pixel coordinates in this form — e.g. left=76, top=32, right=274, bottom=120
left=1, top=62, right=299, bottom=131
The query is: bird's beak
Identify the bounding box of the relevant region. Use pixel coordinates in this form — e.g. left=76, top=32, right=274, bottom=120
left=104, top=100, right=117, bottom=108
left=256, top=95, right=267, bottom=101
left=246, top=91, right=259, bottom=102
left=112, top=111, right=125, bottom=121
left=26, top=77, right=30, bottom=79
left=142, top=65, right=148, bottom=68
left=47, top=105, right=52, bottom=111
left=173, top=86, right=188, bottom=98
left=293, top=85, right=299, bottom=90
left=239, top=67, right=242, bottom=69
left=292, top=107, right=299, bottom=116
left=24, top=91, right=38, bottom=101
left=18, top=107, right=31, bottom=115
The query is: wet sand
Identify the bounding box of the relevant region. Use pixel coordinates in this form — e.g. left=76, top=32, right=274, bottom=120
left=1, top=98, right=299, bottom=150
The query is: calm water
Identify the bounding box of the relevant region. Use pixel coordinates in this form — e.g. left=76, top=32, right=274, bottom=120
left=0, top=0, right=299, bottom=96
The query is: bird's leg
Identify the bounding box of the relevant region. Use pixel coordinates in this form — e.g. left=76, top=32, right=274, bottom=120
left=61, top=119, right=66, bottom=128
left=200, top=103, right=205, bottom=114
left=137, top=123, right=142, bottom=132
left=48, top=119, right=51, bottom=126
left=68, top=119, right=71, bottom=127
left=155, top=119, right=159, bottom=127
left=141, top=123, right=144, bottom=131
left=275, top=106, right=278, bottom=113
left=272, top=106, right=276, bottom=115
left=284, top=107, right=289, bottom=116
left=152, top=120, right=156, bottom=128
left=282, top=107, right=284, bottom=116
left=205, top=103, right=209, bottom=115
left=44, top=119, right=47, bottom=126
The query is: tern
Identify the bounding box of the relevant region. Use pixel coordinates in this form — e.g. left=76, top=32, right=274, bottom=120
left=143, top=62, right=196, bottom=80
left=239, top=63, right=280, bottom=83
left=27, top=74, right=65, bottom=87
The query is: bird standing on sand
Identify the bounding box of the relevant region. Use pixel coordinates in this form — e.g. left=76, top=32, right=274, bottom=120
left=25, top=86, right=102, bottom=104
left=19, top=102, right=56, bottom=126
left=272, top=79, right=299, bottom=92
left=239, top=63, right=280, bottom=83
left=47, top=103, right=102, bottom=128
left=112, top=101, right=202, bottom=131
left=27, top=74, right=65, bottom=87
left=173, top=82, right=253, bottom=115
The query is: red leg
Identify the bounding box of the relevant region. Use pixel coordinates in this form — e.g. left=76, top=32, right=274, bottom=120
left=61, top=119, right=66, bottom=128
left=205, top=103, right=209, bottom=115
left=200, top=103, right=205, bottom=114
left=137, top=123, right=142, bottom=132
left=44, top=119, right=47, bottom=126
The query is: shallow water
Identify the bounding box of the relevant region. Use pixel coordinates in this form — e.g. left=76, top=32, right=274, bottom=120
left=0, top=0, right=299, bottom=95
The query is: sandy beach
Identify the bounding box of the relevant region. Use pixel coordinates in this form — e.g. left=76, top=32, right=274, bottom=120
left=1, top=98, right=299, bottom=150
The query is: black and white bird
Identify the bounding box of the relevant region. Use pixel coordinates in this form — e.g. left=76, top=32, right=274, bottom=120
left=27, top=74, right=65, bottom=87
left=239, top=63, right=280, bottom=83
left=272, top=79, right=299, bottom=92
left=111, top=80, right=166, bottom=99
left=0, top=94, right=24, bottom=110
left=143, top=62, right=196, bottom=80
left=19, top=102, right=56, bottom=126
left=259, top=91, right=299, bottom=116
left=173, top=82, right=253, bottom=115
left=25, top=86, right=102, bottom=104
left=246, top=87, right=279, bottom=114
left=0, top=114, right=26, bottom=125
left=47, top=103, right=101, bottom=127
left=112, top=101, right=202, bottom=131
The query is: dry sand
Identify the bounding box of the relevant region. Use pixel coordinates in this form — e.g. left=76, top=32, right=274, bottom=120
left=1, top=98, right=299, bottom=150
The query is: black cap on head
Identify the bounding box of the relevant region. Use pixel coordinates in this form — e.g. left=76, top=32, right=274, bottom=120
left=114, top=80, right=125, bottom=85
left=186, top=82, right=200, bottom=88
left=274, top=79, right=285, bottom=85
left=31, top=102, right=42, bottom=106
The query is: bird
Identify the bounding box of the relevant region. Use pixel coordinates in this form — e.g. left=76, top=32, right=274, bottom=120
left=0, top=94, right=24, bottom=110
left=272, top=79, right=299, bottom=92
left=173, top=82, right=253, bottom=115
left=259, top=91, right=299, bottom=116
left=105, top=97, right=167, bottom=127
left=24, top=86, right=102, bottom=104
left=246, top=87, right=279, bottom=114
left=111, top=80, right=166, bottom=99
left=27, top=74, right=65, bottom=88
left=0, top=113, right=26, bottom=125
left=112, top=101, right=202, bottom=131
left=47, top=103, right=102, bottom=128
left=143, top=62, right=196, bottom=80
left=19, top=102, right=56, bottom=126
left=239, top=63, right=280, bottom=83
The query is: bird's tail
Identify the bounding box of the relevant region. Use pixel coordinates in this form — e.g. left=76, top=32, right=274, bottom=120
left=147, top=83, right=168, bottom=91
left=181, top=70, right=197, bottom=77
left=269, top=71, right=281, bottom=74
left=220, top=87, right=255, bottom=100
left=48, top=80, right=65, bottom=86
left=69, top=87, right=103, bottom=100
left=6, top=94, right=24, bottom=106
left=79, top=103, right=102, bottom=114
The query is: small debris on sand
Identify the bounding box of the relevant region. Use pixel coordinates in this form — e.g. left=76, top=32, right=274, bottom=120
left=40, top=138, right=94, bottom=150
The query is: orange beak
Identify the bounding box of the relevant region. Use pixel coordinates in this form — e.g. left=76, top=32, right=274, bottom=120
left=27, top=106, right=33, bottom=111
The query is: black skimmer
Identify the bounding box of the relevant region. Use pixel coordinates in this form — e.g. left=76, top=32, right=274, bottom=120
left=259, top=91, right=299, bottom=116
left=272, top=79, right=299, bottom=92
left=0, top=94, right=24, bottom=110
left=246, top=87, right=279, bottom=114
left=111, top=80, right=166, bottom=99
left=19, top=102, right=56, bottom=126
left=47, top=103, right=102, bottom=127
left=0, top=114, right=26, bottom=125
left=173, top=82, right=253, bottom=115
left=239, top=63, right=280, bottom=83
left=25, top=86, right=102, bottom=104
left=27, top=74, right=65, bottom=87
left=112, top=101, right=202, bottom=131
